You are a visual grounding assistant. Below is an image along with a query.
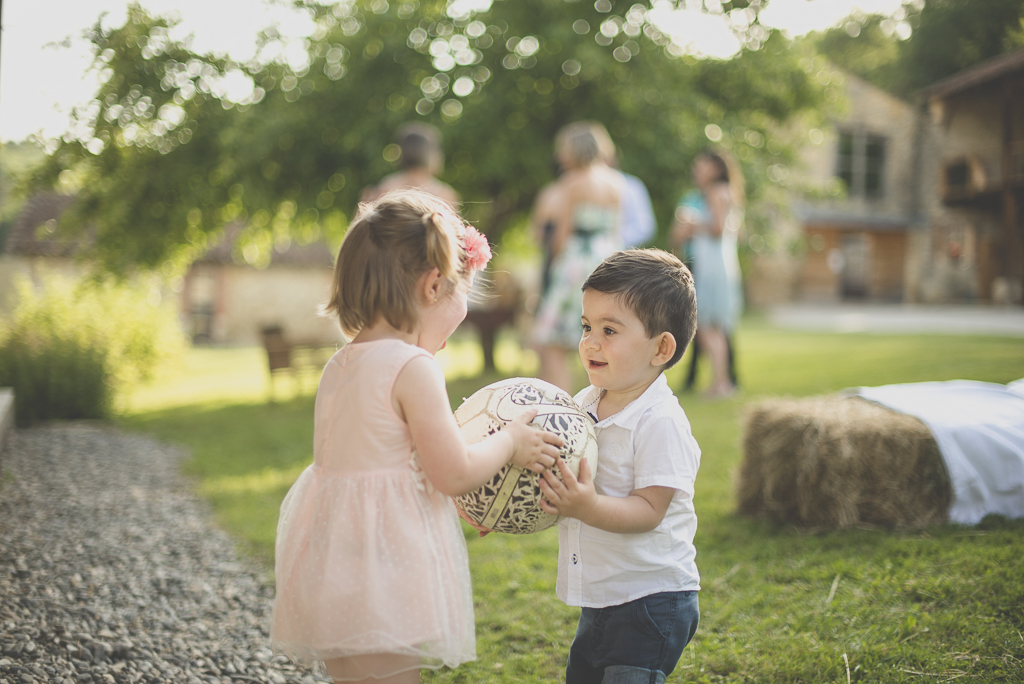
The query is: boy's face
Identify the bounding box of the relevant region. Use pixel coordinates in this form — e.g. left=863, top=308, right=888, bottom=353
left=578, top=289, right=665, bottom=394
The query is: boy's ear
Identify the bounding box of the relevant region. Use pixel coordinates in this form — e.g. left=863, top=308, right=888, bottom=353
left=652, top=332, right=676, bottom=367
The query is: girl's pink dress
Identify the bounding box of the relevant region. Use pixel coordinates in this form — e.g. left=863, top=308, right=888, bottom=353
left=271, top=339, right=475, bottom=678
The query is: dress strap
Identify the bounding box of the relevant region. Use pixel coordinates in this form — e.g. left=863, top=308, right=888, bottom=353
left=337, top=344, right=353, bottom=369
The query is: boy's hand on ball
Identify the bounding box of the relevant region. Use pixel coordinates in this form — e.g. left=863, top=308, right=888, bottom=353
left=456, top=504, right=492, bottom=538
left=505, top=408, right=563, bottom=473
left=538, top=458, right=596, bottom=520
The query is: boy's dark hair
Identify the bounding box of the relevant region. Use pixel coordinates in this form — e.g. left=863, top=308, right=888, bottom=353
left=582, top=249, right=696, bottom=368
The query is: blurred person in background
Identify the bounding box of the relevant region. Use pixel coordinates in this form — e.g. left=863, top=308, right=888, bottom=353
left=605, top=147, right=656, bottom=250
left=532, top=122, right=621, bottom=392
left=675, top=180, right=738, bottom=393
left=670, top=149, right=743, bottom=399
left=532, top=156, right=567, bottom=300
left=362, top=122, right=460, bottom=207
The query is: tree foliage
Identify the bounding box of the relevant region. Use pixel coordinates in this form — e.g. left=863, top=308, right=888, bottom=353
left=816, top=0, right=1024, bottom=99
left=0, top=141, right=47, bottom=252
left=35, top=0, right=830, bottom=275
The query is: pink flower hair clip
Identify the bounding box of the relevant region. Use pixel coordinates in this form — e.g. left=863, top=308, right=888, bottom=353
left=462, top=226, right=492, bottom=271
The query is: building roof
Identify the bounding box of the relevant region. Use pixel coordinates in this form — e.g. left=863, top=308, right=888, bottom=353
left=919, top=46, right=1024, bottom=101
left=5, top=192, right=334, bottom=268
left=195, top=224, right=334, bottom=268
left=796, top=206, right=924, bottom=231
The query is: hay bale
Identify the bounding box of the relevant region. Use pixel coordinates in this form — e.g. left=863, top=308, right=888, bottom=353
left=737, top=395, right=952, bottom=529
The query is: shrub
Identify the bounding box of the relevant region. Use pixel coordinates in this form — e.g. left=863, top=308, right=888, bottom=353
left=0, top=273, right=188, bottom=425
left=0, top=330, right=112, bottom=425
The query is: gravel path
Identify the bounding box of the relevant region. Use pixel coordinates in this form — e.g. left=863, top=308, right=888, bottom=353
left=0, top=423, right=328, bottom=684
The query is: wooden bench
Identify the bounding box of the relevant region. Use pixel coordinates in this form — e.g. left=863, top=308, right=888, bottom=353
left=259, top=326, right=337, bottom=399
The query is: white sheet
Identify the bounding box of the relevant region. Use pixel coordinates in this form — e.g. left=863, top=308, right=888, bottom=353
left=853, top=379, right=1024, bottom=525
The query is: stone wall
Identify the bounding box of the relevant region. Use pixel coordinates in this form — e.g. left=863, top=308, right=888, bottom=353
left=0, top=254, right=344, bottom=346
left=910, top=84, right=1024, bottom=304
left=788, top=73, right=919, bottom=303
left=218, top=265, right=342, bottom=346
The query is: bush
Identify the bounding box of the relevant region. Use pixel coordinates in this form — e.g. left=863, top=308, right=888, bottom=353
left=0, top=274, right=188, bottom=426
left=0, top=331, right=112, bottom=425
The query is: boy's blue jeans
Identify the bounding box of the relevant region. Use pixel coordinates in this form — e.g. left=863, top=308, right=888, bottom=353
left=566, top=591, right=699, bottom=684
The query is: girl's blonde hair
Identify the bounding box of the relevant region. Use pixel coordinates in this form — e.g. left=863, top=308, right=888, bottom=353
left=326, top=189, right=468, bottom=339
left=556, top=121, right=614, bottom=169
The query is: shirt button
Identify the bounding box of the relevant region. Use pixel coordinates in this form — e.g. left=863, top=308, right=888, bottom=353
left=571, top=522, right=579, bottom=530
left=572, top=553, right=578, bottom=564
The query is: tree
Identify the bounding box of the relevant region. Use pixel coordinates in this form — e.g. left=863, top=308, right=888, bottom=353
left=813, top=14, right=904, bottom=95
left=33, top=9, right=259, bottom=273
left=816, top=0, right=1024, bottom=99
left=0, top=140, right=47, bottom=251
left=35, top=0, right=829, bottom=275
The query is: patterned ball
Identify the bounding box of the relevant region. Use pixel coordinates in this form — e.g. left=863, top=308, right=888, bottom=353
left=454, top=377, right=599, bottom=534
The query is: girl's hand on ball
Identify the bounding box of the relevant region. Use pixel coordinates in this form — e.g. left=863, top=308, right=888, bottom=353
left=538, top=458, right=596, bottom=521
left=504, top=408, right=563, bottom=473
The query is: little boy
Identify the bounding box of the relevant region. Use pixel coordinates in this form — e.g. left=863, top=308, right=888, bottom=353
left=539, top=248, right=701, bottom=684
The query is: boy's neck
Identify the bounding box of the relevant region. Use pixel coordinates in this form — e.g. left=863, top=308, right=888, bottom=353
left=595, top=371, right=663, bottom=421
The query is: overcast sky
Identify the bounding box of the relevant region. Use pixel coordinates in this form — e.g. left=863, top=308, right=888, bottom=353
left=0, top=0, right=908, bottom=143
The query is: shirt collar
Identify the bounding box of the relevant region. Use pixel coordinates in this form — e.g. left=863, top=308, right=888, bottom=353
left=576, top=373, right=673, bottom=431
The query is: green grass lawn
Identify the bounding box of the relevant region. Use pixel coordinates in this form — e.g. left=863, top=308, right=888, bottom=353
left=118, top=322, right=1024, bottom=683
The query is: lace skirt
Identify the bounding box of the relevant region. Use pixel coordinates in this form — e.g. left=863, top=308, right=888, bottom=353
left=270, top=465, right=475, bottom=679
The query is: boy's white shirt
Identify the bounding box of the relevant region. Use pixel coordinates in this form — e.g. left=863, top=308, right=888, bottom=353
left=557, top=373, right=701, bottom=608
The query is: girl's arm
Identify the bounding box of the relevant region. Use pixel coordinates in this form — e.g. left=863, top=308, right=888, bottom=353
left=549, top=182, right=576, bottom=259
left=395, top=356, right=562, bottom=497
left=670, top=207, right=697, bottom=249
left=538, top=459, right=675, bottom=533
left=531, top=184, right=557, bottom=243
left=702, top=182, right=732, bottom=238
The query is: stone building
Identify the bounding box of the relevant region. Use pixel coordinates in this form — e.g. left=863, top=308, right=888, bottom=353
left=792, top=48, right=1024, bottom=305
left=1, top=193, right=344, bottom=346
left=178, top=224, right=341, bottom=346
left=795, top=72, right=919, bottom=302
left=914, top=48, right=1024, bottom=304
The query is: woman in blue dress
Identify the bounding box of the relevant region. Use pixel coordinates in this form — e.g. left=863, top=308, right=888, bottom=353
left=671, top=150, right=744, bottom=398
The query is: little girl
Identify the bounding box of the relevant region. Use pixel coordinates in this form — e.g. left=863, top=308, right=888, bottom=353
left=270, top=189, right=562, bottom=683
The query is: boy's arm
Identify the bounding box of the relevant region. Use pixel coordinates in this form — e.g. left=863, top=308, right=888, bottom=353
left=538, top=459, right=675, bottom=534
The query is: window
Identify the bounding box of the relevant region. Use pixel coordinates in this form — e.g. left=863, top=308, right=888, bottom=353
left=941, top=156, right=986, bottom=200
left=836, top=130, right=886, bottom=199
